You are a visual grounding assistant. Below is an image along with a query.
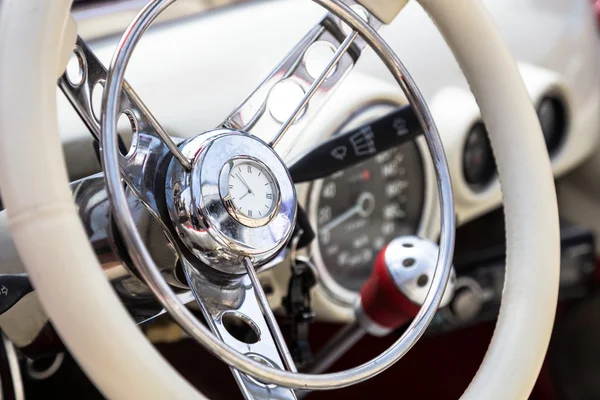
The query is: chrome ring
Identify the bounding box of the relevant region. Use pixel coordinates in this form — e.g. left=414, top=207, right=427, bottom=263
left=26, top=353, right=65, bottom=381
left=101, top=0, right=455, bottom=390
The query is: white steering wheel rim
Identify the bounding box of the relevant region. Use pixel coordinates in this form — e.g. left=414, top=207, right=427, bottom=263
left=0, top=1, right=559, bottom=400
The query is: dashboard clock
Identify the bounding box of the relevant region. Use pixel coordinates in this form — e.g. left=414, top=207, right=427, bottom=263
left=220, top=158, right=280, bottom=228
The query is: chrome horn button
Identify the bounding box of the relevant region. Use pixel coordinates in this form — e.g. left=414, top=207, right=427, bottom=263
left=165, top=130, right=297, bottom=274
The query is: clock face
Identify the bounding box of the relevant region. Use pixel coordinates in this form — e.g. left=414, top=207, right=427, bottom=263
left=225, top=160, right=278, bottom=224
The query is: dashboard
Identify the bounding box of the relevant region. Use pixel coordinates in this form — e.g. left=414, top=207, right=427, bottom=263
left=58, top=0, right=600, bottom=322
left=293, top=74, right=584, bottom=318
left=306, top=95, right=564, bottom=303
left=2, top=0, right=600, bottom=328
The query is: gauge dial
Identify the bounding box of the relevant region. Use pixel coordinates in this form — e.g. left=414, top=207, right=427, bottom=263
left=462, top=123, right=496, bottom=190
left=311, top=142, right=424, bottom=292
left=536, top=96, right=566, bottom=155
left=222, top=159, right=279, bottom=227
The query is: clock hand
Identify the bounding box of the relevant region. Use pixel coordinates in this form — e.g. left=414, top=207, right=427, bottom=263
left=239, top=191, right=250, bottom=200
left=236, top=173, right=254, bottom=194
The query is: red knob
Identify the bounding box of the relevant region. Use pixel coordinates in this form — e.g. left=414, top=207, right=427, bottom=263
left=356, top=236, right=455, bottom=336
left=359, top=246, right=421, bottom=331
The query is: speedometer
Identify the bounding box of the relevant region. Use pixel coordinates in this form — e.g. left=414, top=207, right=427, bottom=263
left=309, top=139, right=424, bottom=295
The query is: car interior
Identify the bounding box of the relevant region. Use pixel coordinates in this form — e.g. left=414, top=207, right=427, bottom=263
left=1, top=0, right=600, bottom=399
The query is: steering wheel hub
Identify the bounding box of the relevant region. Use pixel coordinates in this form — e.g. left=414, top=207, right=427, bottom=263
left=165, top=130, right=297, bottom=274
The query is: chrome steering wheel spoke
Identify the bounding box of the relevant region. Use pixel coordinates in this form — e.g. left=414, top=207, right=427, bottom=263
left=59, top=36, right=192, bottom=216
left=221, top=2, right=382, bottom=154
left=183, top=257, right=297, bottom=399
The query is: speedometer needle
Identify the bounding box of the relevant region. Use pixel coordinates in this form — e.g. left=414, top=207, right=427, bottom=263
left=322, top=206, right=360, bottom=232
left=321, top=192, right=375, bottom=232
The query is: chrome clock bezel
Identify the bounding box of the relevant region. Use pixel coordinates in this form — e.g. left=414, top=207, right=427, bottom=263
left=219, top=157, right=281, bottom=228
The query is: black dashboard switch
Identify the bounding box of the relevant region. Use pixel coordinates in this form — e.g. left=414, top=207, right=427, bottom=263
left=292, top=205, right=316, bottom=249
left=428, top=211, right=597, bottom=335
left=0, top=274, right=33, bottom=315
left=288, top=104, right=421, bottom=183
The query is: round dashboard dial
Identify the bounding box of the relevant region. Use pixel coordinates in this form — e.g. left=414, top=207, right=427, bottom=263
left=311, top=142, right=424, bottom=293
left=462, top=123, right=496, bottom=190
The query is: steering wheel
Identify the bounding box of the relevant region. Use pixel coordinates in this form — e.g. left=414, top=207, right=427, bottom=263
left=0, top=0, right=559, bottom=398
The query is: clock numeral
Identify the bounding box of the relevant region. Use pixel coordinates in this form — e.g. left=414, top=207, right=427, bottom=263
left=248, top=210, right=253, bottom=217
left=266, top=193, right=273, bottom=200
left=259, top=211, right=262, bottom=216
left=247, top=165, right=252, bottom=173
left=229, top=184, right=233, bottom=189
